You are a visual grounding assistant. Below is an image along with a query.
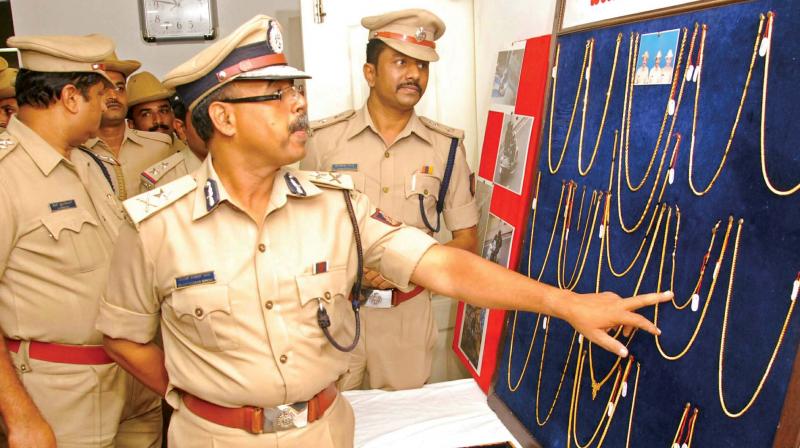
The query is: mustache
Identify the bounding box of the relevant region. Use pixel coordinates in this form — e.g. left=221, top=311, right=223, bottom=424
left=148, top=124, right=170, bottom=132
left=289, top=114, right=310, bottom=133
left=397, top=81, right=421, bottom=92
left=106, top=99, right=122, bottom=107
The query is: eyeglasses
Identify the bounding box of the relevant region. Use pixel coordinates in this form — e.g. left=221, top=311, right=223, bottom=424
left=220, top=84, right=305, bottom=104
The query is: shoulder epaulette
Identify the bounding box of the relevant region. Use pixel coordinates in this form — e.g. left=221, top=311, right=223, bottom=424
left=419, top=116, right=465, bottom=140
left=310, top=110, right=355, bottom=131
left=140, top=152, right=184, bottom=187
left=131, top=129, right=172, bottom=145
left=0, top=133, right=18, bottom=162
left=123, top=175, right=196, bottom=224
left=301, top=170, right=354, bottom=190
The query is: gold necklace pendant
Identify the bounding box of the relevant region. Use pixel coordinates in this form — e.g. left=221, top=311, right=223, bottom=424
left=758, top=12, right=800, bottom=196
left=548, top=41, right=592, bottom=174
left=688, top=16, right=765, bottom=196
left=717, top=218, right=798, bottom=418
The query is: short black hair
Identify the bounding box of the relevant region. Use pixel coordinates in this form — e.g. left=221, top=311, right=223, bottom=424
left=366, top=39, right=389, bottom=65
left=15, top=69, right=106, bottom=108
left=190, top=84, right=233, bottom=142
left=170, top=94, right=187, bottom=122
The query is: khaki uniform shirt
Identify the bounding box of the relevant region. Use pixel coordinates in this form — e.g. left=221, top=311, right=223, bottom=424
left=0, top=117, right=124, bottom=345
left=301, top=107, right=478, bottom=234
left=85, top=127, right=174, bottom=200
left=96, top=159, right=437, bottom=409
left=139, top=144, right=204, bottom=192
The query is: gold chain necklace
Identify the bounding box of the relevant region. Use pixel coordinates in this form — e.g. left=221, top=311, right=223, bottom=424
left=622, top=27, right=690, bottom=192
left=758, top=12, right=800, bottom=196
left=535, top=326, right=577, bottom=426
left=654, top=215, right=734, bottom=361
left=688, top=15, right=764, bottom=196
left=559, top=189, right=602, bottom=290
left=548, top=41, right=592, bottom=174
left=578, top=34, right=623, bottom=176
left=717, top=218, right=798, bottom=418
left=624, top=362, right=641, bottom=448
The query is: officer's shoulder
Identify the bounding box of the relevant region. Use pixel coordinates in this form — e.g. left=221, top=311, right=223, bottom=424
left=310, top=110, right=355, bottom=132
left=0, top=132, right=19, bottom=163
left=130, top=128, right=173, bottom=145
left=299, top=170, right=354, bottom=190
left=418, top=116, right=464, bottom=140
left=123, top=175, right=196, bottom=224
left=140, top=152, right=184, bottom=185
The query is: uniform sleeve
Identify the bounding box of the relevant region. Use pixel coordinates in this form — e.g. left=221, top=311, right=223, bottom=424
left=443, top=139, right=479, bottom=231
left=353, top=191, right=438, bottom=289
left=96, top=222, right=161, bottom=343
left=0, top=182, right=16, bottom=280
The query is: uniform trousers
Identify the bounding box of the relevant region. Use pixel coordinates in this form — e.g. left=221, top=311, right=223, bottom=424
left=168, top=393, right=354, bottom=447
left=1, top=341, right=162, bottom=448
left=338, top=291, right=437, bottom=391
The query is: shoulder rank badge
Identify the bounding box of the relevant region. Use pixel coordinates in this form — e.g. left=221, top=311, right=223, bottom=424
left=204, top=179, right=220, bottom=211
left=371, top=209, right=401, bottom=227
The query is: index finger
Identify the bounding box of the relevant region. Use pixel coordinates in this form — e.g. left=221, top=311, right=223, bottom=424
left=624, top=291, right=673, bottom=311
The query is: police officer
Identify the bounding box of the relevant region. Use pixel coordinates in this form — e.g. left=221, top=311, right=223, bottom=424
left=127, top=71, right=207, bottom=191
left=635, top=50, right=650, bottom=85
left=97, top=14, right=671, bottom=447
left=0, top=33, right=161, bottom=447
left=84, top=53, right=174, bottom=200
left=301, top=8, right=479, bottom=391
left=648, top=50, right=664, bottom=84
left=0, top=62, right=18, bottom=129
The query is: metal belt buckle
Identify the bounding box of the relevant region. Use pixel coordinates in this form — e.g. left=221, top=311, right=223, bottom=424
left=363, top=289, right=393, bottom=308
left=264, top=402, right=308, bottom=432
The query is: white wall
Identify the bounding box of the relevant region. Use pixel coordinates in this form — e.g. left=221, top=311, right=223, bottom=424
left=9, top=0, right=303, bottom=79
left=473, top=0, right=557, bottom=151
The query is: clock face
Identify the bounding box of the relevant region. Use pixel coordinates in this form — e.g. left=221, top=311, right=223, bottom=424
left=140, top=0, right=216, bottom=41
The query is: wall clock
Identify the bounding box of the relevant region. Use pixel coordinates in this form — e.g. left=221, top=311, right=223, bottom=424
left=139, top=0, right=217, bottom=42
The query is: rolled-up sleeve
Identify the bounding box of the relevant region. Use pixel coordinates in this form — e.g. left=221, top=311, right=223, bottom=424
left=96, top=222, right=160, bottom=343
left=442, top=140, right=479, bottom=231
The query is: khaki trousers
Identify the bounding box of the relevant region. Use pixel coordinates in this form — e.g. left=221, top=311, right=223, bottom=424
left=1, top=342, right=162, bottom=448
left=167, top=393, right=354, bottom=448
left=338, top=291, right=437, bottom=391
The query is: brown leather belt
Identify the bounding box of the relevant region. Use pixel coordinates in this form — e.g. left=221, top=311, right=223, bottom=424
left=4, top=338, right=114, bottom=365
left=182, top=383, right=338, bottom=434
left=392, top=285, right=426, bottom=306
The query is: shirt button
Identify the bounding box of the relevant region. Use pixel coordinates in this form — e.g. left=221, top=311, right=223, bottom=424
left=194, top=307, right=203, bottom=317
left=258, top=243, right=266, bottom=253
left=382, top=187, right=389, bottom=193
left=19, top=364, right=28, bottom=372
left=324, top=291, right=332, bottom=300
left=384, top=151, right=390, bottom=158
left=265, top=301, right=273, bottom=310
left=280, top=354, right=288, bottom=363
left=423, top=189, right=429, bottom=196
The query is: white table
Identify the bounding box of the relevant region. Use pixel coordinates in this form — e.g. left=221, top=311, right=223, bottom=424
left=344, top=379, right=522, bottom=448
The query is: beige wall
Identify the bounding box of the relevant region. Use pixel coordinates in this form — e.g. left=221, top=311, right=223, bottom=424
left=9, top=0, right=303, bottom=78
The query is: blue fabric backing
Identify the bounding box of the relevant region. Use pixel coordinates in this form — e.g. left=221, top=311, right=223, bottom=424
left=493, top=0, right=800, bottom=446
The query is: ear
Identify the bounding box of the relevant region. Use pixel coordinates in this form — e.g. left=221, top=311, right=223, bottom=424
left=363, top=63, right=376, bottom=88
left=208, top=101, right=236, bottom=138
left=127, top=120, right=134, bottom=129
left=59, top=84, right=82, bottom=114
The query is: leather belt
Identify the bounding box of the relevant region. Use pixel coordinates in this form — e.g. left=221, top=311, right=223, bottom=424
left=4, top=338, right=114, bottom=365
left=363, top=285, right=425, bottom=308
left=182, top=383, right=338, bottom=434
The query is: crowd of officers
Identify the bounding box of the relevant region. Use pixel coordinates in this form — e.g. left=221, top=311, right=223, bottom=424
left=0, top=9, right=670, bottom=448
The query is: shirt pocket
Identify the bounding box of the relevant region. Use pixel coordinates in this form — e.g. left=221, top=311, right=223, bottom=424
left=39, top=208, right=105, bottom=273
left=403, top=173, right=442, bottom=230
left=169, top=284, right=239, bottom=352
left=295, top=269, right=351, bottom=339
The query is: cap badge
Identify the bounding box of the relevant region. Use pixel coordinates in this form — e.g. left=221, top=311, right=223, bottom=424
left=415, top=27, right=427, bottom=42
left=267, top=20, right=284, bottom=54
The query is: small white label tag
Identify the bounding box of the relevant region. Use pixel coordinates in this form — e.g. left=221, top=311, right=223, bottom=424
left=668, top=98, right=676, bottom=116
left=790, top=280, right=798, bottom=302
left=565, top=229, right=570, bottom=242
left=552, top=66, right=557, bottom=79
left=691, top=293, right=700, bottom=312
left=682, top=443, right=689, bottom=448
left=599, top=224, right=605, bottom=239
left=532, top=197, right=538, bottom=210
left=672, top=443, right=680, bottom=448
left=685, top=65, right=695, bottom=82
left=713, top=261, right=721, bottom=281
left=578, top=333, right=584, bottom=344
left=692, top=65, right=702, bottom=82
left=759, top=36, right=770, bottom=57
left=621, top=381, right=628, bottom=398
left=542, top=316, right=548, bottom=330
left=668, top=168, right=675, bottom=185
left=606, top=402, right=615, bottom=417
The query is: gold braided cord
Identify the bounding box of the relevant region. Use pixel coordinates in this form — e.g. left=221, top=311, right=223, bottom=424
left=624, top=362, right=641, bottom=448
left=654, top=216, right=734, bottom=361
left=668, top=213, right=721, bottom=310
left=549, top=42, right=591, bottom=174
left=688, top=16, right=764, bottom=196
left=578, top=34, right=623, bottom=177
left=759, top=12, right=800, bottom=196
left=559, top=190, right=602, bottom=290
left=670, top=403, right=691, bottom=446
left=534, top=181, right=567, bottom=281
left=717, top=218, right=797, bottom=418
left=623, top=27, right=690, bottom=192
left=604, top=197, right=660, bottom=278
left=618, top=33, right=636, bottom=186
left=685, top=409, right=699, bottom=448
left=506, top=173, right=543, bottom=392
left=535, top=327, right=577, bottom=426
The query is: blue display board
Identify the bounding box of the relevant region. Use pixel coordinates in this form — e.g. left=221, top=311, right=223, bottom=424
left=493, top=0, right=800, bottom=446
